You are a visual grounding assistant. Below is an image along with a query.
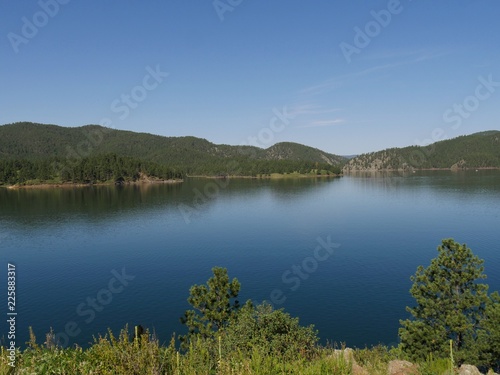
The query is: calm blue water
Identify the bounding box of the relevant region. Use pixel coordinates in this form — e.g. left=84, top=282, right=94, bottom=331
left=1, top=170, right=499, bottom=349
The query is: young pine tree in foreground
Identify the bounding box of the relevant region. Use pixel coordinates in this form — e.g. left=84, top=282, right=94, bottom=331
left=399, top=238, right=490, bottom=365
left=179, top=266, right=241, bottom=348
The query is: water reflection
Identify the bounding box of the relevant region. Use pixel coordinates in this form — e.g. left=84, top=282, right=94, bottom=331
left=0, top=177, right=342, bottom=226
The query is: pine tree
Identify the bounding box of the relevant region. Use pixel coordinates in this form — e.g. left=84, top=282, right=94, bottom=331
left=399, top=238, right=489, bottom=364
left=179, top=267, right=240, bottom=348
left=477, top=292, right=500, bottom=371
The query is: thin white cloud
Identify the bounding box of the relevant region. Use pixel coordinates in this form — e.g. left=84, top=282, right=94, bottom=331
left=361, top=49, right=450, bottom=63
left=359, top=49, right=426, bottom=61
left=365, top=50, right=418, bottom=61
left=298, top=79, right=343, bottom=97
left=289, top=104, right=342, bottom=116
left=299, top=62, right=408, bottom=96
left=299, top=51, right=448, bottom=97
left=295, top=119, right=345, bottom=128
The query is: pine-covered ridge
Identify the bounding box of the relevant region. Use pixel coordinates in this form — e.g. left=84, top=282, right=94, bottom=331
left=2, top=123, right=500, bottom=181
left=0, top=122, right=344, bottom=184
left=0, top=122, right=344, bottom=166
left=343, top=131, right=500, bottom=172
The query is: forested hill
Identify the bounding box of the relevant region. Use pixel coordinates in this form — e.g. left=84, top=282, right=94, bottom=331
left=3, top=123, right=499, bottom=183
left=0, top=122, right=345, bottom=179
left=343, top=131, right=500, bottom=172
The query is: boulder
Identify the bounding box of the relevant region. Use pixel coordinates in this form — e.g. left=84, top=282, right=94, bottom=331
left=387, top=360, right=419, bottom=375
left=458, top=364, right=482, bottom=375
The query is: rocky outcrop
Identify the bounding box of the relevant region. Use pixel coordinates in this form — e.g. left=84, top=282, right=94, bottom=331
left=458, top=364, right=482, bottom=375
left=387, top=360, right=419, bottom=375
left=450, top=159, right=467, bottom=170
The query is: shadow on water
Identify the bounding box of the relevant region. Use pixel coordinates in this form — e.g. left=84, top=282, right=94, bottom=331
left=0, top=183, right=183, bottom=217
left=2, top=171, right=499, bottom=228
left=0, top=177, right=342, bottom=227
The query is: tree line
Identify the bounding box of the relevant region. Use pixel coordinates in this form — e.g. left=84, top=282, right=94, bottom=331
left=0, top=154, right=341, bottom=185
left=0, top=154, right=183, bottom=185
left=183, top=158, right=342, bottom=177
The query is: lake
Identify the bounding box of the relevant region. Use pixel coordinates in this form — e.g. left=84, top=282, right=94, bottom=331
left=1, top=170, right=499, bottom=349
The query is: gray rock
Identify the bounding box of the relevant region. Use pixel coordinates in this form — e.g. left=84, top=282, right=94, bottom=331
left=387, top=360, right=419, bottom=375
left=458, top=364, right=482, bottom=375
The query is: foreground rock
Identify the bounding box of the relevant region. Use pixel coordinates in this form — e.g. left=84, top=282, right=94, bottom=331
left=458, top=364, right=482, bottom=375
left=387, top=360, right=419, bottom=375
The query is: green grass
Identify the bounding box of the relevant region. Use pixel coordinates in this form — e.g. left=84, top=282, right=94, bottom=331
left=0, top=326, right=465, bottom=375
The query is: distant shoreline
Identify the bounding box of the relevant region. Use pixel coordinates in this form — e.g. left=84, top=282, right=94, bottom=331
left=4, top=168, right=498, bottom=188
left=343, top=167, right=500, bottom=173
left=1, top=174, right=342, bottom=188
left=3, top=179, right=183, bottom=189
left=187, top=173, right=342, bottom=179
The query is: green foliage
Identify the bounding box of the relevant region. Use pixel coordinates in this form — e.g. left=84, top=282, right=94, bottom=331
left=1, top=327, right=352, bottom=375
left=354, top=345, right=398, bottom=373
left=223, top=302, right=319, bottom=360
left=418, top=354, right=455, bottom=375
left=476, top=292, right=500, bottom=370
left=180, top=267, right=241, bottom=347
left=178, top=268, right=321, bottom=366
left=0, top=153, right=183, bottom=186
left=264, top=141, right=345, bottom=165
left=85, top=325, right=172, bottom=374
left=0, top=122, right=344, bottom=183
left=399, top=239, right=490, bottom=365
left=345, top=130, right=500, bottom=171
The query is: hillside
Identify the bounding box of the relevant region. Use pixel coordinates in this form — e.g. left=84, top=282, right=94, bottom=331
left=3, top=123, right=499, bottom=179
left=344, top=131, right=500, bottom=172
left=0, top=122, right=344, bottom=164
left=0, top=122, right=345, bottom=182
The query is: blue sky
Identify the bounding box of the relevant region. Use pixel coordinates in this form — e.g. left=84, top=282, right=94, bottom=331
left=1, top=0, right=499, bottom=155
